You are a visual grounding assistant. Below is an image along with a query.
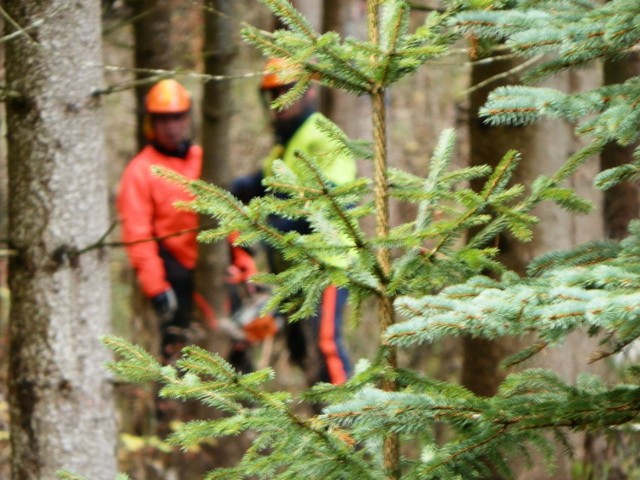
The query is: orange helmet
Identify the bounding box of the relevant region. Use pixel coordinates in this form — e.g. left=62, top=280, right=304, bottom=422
left=145, top=79, right=191, bottom=114
left=261, top=58, right=298, bottom=90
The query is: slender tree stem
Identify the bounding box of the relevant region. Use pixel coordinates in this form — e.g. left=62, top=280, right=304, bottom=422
left=374, top=90, right=400, bottom=478
left=368, top=0, right=379, bottom=45
left=368, top=1, right=400, bottom=477
left=372, top=91, right=393, bottom=329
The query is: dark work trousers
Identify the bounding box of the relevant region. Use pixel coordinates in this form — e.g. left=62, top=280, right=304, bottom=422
left=225, top=282, right=257, bottom=374
left=286, top=285, right=351, bottom=385
left=158, top=245, right=195, bottom=360
left=230, top=172, right=352, bottom=384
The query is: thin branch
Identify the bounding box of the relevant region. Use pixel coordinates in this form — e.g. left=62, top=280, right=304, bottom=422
left=73, top=221, right=119, bottom=256
left=0, top=5, right=44, bottom=46
left=69, top=221, right=218, bottom=259
left=96, top=66, right=265, bottom=96
left=99, top=224, right=215, bottom=251
left=1, top=223, right=215, bottom=259
left=463, top=54, right=544, bottom=95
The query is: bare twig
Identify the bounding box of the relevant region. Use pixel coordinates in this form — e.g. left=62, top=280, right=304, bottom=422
left=463, top=54, right=543, bottom=95
left=82, top=222, right=217, bottom=254
left=0, top=5, right=43, bottom=46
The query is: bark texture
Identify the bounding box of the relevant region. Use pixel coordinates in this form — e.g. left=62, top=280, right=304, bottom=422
left=5, top=1, right=117, bottom=478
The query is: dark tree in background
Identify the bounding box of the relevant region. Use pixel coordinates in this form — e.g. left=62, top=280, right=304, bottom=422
left=115, top=2, right=178, bottom=460
left=319, top=0, right=353, bottom=119
left=5, top=0, right=117, bottom=478
left=197, top=0, right=237, bottom=328
left=192, top=1, right=245, bottom=471
left=126, top=0, right=174, bottom=149
left=465, top=51, right=606, bottom=479
left=601, top=52, right=640, bottom=241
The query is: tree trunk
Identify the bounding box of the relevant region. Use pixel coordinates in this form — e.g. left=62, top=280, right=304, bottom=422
left=112, top=3, right=176, bottom=465
left=173, top=1, right=246, bottom=474
left=5, top=1, right=117, bottom=478
left=601, top=52, right=640, bottom=240
left=198, top=0, right=237, bottom=318
left=320, top=0, right=350, bottom=119
left=120, top=5, right=174, bottom=434
left=587, top=42, right=640, bottom=480
left=197, top=0, right=240, bottom=455
left=320, top=0, right=371, bottom=139
left=126, top=0, right=174, bottom=149
left=466, top=54, right=604, bottom=479
left=464, top=55, right=532, bottom=401
left=0, top=11, right=5, bottom=250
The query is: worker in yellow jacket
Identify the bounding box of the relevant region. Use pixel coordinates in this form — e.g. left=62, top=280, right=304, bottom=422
left=229, top=59, right=356, bottom=385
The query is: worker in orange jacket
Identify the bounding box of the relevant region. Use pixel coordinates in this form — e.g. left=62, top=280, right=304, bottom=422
left=117, top=79, right=202, bottom=363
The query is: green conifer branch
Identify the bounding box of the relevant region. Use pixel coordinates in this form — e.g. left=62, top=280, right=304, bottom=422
left=104, top=339, right=379, bottom=479
left=157, top=166, right=383, bottom=307
left=379, top=1, right=410, bottom=85
left=243, top=0, right=379, bottom=95
left=456, top=0, right=640, bottom=177
left=261, top=0, right=316, bottom=39
left=428, top=149, right=521, bottom=257
left=291, top=150, right=384, bottom=280
left=97, top=1, right=640, bottom=478
left=323, top=370, right=640, bottom=479
left=388, top=222, right=640, bottom=358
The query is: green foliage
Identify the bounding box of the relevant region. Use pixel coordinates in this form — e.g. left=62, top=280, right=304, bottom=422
left=388, top=229, right=640, bottom=366
left=241, top=0, right=453, bottom=103
left=457, top=0, right=640, bottom=189
left=104, top=0, right=640, bottom=478
left=104, top=337, right=382, bottom=480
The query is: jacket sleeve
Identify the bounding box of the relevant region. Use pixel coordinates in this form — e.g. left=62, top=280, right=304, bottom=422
left=117, top=163, right=170, bottom=297
left=230, top=169, right=265, bottom=204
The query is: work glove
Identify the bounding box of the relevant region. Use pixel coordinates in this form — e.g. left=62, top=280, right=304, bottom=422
left=151, top=288, right=178, bottom=323
left=227, top=249, right=258, bottom=284
left=228, top=232, right=258, bottom=284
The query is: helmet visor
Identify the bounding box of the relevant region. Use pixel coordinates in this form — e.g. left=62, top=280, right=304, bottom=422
left=260, top=83, right=296, bottom=108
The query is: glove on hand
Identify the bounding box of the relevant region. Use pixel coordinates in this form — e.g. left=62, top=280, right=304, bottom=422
left=151, top=288, right=178, bottom=322
left=228, top=246, right=258, bottom=284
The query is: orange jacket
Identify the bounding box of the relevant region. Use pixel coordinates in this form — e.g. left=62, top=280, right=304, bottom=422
left=117, top=144, right=202, bottom=297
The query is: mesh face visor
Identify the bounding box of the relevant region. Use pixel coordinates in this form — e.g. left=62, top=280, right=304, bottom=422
left=260, top=83, right=296, bottom=109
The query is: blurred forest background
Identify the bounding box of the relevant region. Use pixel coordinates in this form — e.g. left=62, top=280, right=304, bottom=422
left=1, top=0, right=639, bottom=478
